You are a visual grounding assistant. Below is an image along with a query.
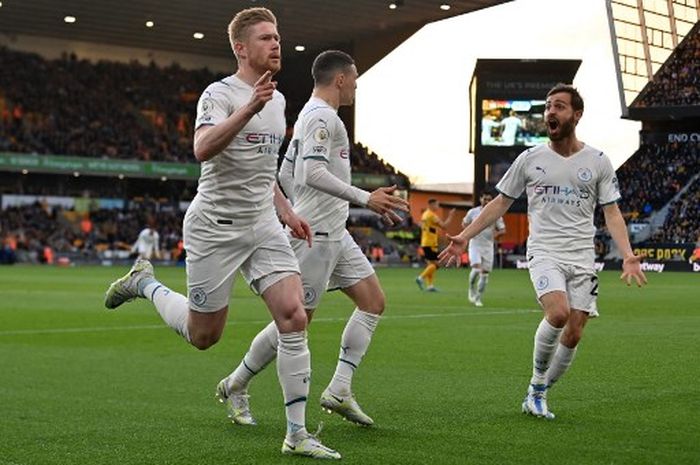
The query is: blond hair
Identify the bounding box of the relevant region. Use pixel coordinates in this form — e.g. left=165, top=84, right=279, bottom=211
left=228, top=7, right=277, bottom=50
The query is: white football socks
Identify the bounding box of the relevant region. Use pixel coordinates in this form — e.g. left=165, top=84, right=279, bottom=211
left=142, top=281, right=191, bottom=342
left=530, top=318, right=563, bottom=386
left=328, top=309, right=380, bottom=396
left=544, top=343, right=577, bottom=387
left=277, top=331, right=311, bottom=438
left=477, top=273, right=489, bottom=296
left=469, top=268, right=479, bottom=293
left=225, top=321, right=278, bottom=393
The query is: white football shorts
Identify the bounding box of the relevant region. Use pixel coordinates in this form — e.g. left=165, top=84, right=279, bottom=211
left=468, top=241, right=495, bottom=271
left=183, top=207, right=299, bottom=313
left=290, top=229, right=375, bottom=310
left=528, top=255, right=599, bottom=317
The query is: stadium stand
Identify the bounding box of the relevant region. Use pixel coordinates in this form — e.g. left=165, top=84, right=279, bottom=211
left=0, top=47, right=414, bottom=264
left=0, top=199, right=184, bottom=263
left=0, top=47, right=410, bottom=184
left=651, top=178, right=699, bottom=244
left=0, top=47, right=219, bottom=162
left=632, top=22, right=700, bottom=108
left=616, top=141, right=700, bottom=221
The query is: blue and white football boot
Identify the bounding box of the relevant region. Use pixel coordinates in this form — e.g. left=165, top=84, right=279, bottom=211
left=521, top=383, right=555, bottom=420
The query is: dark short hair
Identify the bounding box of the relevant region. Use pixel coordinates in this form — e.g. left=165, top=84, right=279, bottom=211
left=428, top=198, right=438, bottom=204
left=480, top=191, right=494, bottom=199
left=312, top=50, right=355, bottom=86
left=546, top=83, right=584, bottom=112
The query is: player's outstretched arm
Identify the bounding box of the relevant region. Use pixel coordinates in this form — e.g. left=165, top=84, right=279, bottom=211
left=366, top=185, right=410, bottom=226
left=304, top=160, right=408, bottom=224
left=438, top=194, right=513, bottom=267
left=194, top=71, right=277, bottom=162
left=603, top=203, right=647, bottom=287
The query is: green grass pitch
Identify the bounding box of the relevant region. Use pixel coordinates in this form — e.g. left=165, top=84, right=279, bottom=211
left=1, top=265, right=698, bottom=465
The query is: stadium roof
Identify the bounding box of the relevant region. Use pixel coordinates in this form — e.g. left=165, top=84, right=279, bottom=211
left=0, top=0, right=511, bottom=57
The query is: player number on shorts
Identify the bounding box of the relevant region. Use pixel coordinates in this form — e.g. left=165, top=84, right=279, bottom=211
left=589, top=276, right=599, bottom=296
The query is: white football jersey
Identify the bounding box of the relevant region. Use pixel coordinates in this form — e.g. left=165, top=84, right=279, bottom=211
left=134, top=227, right=160, bottom=256
left=496, top=143, right=620, bottom=265
left=283, top=97, right=352, bottom=240
left=463, top=206, right=505, bottom=248
left=193, top=75, right=286, bottom=221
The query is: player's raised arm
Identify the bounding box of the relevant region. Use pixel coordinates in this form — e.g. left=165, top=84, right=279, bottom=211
left=602, top=202, right=647, bottom=287
left=439, top=194, right=513, bottom=266
left=194, top=71, right=277, bottom=162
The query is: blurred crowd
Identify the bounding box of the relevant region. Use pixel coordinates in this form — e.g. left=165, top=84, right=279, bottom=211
left=1, top=199, right=422, bottom=264
left=0, top=48, right=212, bottom=162
left=0, top=47, right=409, bottom=183
left=651, top=180, right=699, bottom=244
left=616, top=141, right=699, bottom=221
left=635, top=26, right=700, bottom=107
left=634, top=24, right=700, bottom=107
left=0, top=199, right=184, bottom=264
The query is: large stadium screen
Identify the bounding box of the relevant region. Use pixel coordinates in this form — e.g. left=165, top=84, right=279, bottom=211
left=480, top=99, right=548, bottom=147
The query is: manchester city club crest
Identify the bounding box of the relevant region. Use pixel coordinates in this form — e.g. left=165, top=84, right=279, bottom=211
left=577, top=167, right=593, bottom=182
left=303, top=286, right=317, bottom=306
left=190, top=287, right=207, bottom=307
left=536, top=275, right=549, bottom=290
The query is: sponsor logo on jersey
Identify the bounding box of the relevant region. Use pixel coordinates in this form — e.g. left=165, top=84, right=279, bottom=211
left=312, top=145, right=327, bottom=155
left=533, top=184, right=591, bottom=207
left=339, top=148, right=349, bottom=159
left=244, top=132, right=284, bottom=145
left=244, top=132, right=284, bottom=155
left=533, top=185, right=590, bottom=198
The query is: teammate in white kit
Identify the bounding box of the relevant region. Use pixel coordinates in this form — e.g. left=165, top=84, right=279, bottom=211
left=439, top=84, right=646, bottom=419
left=104, top=8, right=341, bottom=460
left=218, top=50, right=408, bottom=429
left=463, top=191, right=505, bottom=307
left=131, top=224, right=161, bottom=260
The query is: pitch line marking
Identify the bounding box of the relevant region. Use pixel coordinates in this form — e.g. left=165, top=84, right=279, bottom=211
left=0, top=308, right=539, bottom=336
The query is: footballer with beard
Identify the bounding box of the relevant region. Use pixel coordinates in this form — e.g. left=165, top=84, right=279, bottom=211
left=104, top=7, right=341, bottom=459
left=438, top=83, right=646, bottom=420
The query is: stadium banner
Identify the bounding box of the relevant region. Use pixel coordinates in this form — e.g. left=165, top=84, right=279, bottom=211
left=1, top=194, right=126, bottom=210
left=1, top=152, right=394, bottom=186
left=514, top=258, right=700, bottom=273
left=631, top=243, right=695, bottom=262
left=352, top=173, right=399, bottom=189
left=640, top=131, right=700, bottom=145
left=0, top=152, right=200, bottom=180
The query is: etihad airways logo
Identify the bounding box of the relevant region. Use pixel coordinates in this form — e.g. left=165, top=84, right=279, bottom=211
left=244, top=132, right=284, bottom=145
left=533, top=185, right=591, bottom=199
left=533, top=184, right=591, bottom=207
left=244, top=132, right=284, bottom=155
